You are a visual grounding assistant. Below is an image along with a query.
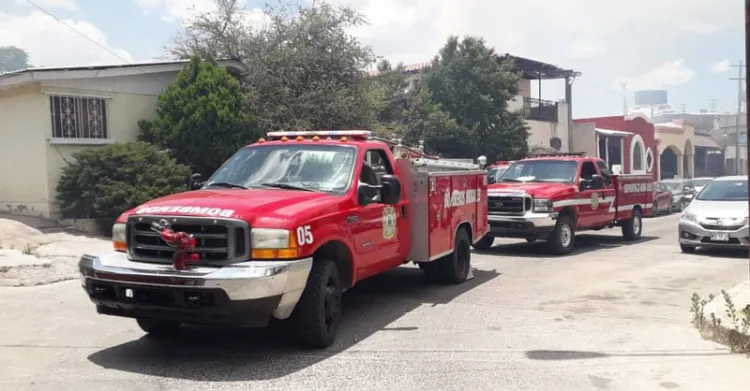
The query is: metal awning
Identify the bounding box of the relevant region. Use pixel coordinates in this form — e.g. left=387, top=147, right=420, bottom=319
left=694, top=134, right=721, bottom=149
left=595, top=128, right=633, bottom=137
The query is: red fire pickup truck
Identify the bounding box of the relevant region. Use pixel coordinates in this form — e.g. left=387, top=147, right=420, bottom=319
left=473, top=153, right=654, bottom=255
left=78, top=130, right=488, bottom=348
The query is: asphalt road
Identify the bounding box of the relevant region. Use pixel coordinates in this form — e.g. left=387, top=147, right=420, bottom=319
left=1, top=214, right=749, bottom=391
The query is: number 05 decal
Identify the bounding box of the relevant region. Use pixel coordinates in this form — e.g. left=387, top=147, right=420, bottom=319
left=296, top=225, right=314, bottom=245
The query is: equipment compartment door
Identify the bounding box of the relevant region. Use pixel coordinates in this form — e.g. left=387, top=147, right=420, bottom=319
left=428, top=175, right=453, bottom=259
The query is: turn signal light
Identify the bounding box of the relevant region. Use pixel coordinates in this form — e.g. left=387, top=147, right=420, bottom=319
left=113, top=241, right=126, bottom=252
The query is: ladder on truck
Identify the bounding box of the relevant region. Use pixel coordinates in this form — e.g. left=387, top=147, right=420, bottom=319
left=265, top=129, right=483, bottom=172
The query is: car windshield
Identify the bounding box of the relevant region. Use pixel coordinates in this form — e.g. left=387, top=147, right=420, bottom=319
left=488, top=166, right=508, bottom=182
left=696, top=179, right=748, bottom=201
left=499, top=160, right=577, bottom=184
left=692, top=178, right=712, bottom=187
left=662, top=181, right=682, bottom=191
left=206, top=144, right=357, bottom=193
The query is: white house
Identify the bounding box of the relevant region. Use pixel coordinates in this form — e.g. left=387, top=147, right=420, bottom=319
left=0, top=59, right=245, bottom=218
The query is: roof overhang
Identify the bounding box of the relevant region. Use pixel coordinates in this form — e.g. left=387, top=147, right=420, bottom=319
left=0, top=59, right=246, bottom=91
left=595, top=128, right=633, bottom=137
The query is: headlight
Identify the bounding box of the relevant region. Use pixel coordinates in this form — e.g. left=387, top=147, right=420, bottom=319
left=532, top=198, right=553, bottom=212
left=681, top=212, right=697, bottom=223
left=251, top=228, right=299, bottom=259
left=112, top=223, right=126, bottom=252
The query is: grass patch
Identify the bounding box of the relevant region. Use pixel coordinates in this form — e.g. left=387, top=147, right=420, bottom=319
left=690, top=290, right=750, bottom=353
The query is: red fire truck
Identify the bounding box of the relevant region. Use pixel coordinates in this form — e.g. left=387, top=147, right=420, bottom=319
left=78, top=130, right=488, bottom=348
left=487, top=160, right=514, bottom=184
left=473, top=153, right=654, bottom=255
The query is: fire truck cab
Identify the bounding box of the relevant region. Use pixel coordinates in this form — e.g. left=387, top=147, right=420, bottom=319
left=475, top=153, right=654, bottom=255
left=78, top=130, right=488, bottom=348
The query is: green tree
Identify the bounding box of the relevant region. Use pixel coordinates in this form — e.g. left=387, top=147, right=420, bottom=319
left=0, top=46, right=30, bottom=73
left=169, top=0, right=377, bottom=131
left=368, top=60, right=412, bottom=138
left=56, top=142, right=191, bottom=219
left=138, top=55, right=260, bottom=176
left=402, top=36, right=529, bottom=161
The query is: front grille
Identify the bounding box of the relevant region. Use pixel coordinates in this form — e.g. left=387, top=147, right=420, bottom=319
left=700, top=223, right=744, bottom=231
left=488, top=195, right=530, bottom=214
left=126, top=215, right=250, bottom=265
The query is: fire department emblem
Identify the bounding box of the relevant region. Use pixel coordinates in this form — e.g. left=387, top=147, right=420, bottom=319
left=382, top=206, right=397, bottom=240
left=591, top=192, right=600, bottom=210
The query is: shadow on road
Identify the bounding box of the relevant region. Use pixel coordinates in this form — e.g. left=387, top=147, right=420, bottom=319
left=525, top=349, right=734, bottom=360
left=87, top=266, right=500, bottom=381
left=474, top=235, right=659, bottom=258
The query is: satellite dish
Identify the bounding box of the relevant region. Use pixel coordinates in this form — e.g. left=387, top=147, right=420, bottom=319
left=550, top=137, right=562, bottom=150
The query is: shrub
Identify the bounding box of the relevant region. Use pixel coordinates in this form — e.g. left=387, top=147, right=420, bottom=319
left=138, top=55, right=260, bottom=177
left=56, top=142, right=191, bottom=219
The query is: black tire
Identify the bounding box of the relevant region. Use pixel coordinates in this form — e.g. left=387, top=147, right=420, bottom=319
left=622, top=208, right=643, bottom=241
left=546, top=214, right=576, bottom=255
left=652, top=200, right=658, bottom=216
left=136, top=318, right=181, bottom=337
left=667, top=199, right=674, bottom=214
left=680, top=244, right=696, bottom=253
left=291, top=259, right=342, bottom=349
left=471, top=234, right=494, bottom=250
left=422, top=227, right=471, bottom=284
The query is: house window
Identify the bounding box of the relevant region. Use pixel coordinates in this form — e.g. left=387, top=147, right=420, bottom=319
left=633, top=141, right=643, bottom=171
left=49, top=95, right=108, bottom=139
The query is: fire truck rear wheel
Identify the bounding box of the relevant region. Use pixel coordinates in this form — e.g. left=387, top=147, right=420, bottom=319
left=136, top=318, right=181, bottom=337
left=291, top=259, right=342, bottom=349
left=422, top=227, right=471, bottom=284
left=471, top=234, right=494, bottom=250
left=622, top=208, right=643, bottom=241
left=547, top=215, right=575, bottom=255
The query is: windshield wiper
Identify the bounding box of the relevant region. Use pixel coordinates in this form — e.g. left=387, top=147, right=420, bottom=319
left=205, top=182, right=247, bottom=189
left=500, top=178, right=522, bottom=182
left=261, top=182, right=316, bottom=192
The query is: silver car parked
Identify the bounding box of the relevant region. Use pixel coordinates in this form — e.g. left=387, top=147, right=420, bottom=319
left=661, top=178, right=694, bottom=211
left=678, top=176, right=749, bottom=252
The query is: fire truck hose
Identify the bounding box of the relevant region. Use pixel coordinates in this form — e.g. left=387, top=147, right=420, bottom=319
left=150, top=220, right=199, bottom=270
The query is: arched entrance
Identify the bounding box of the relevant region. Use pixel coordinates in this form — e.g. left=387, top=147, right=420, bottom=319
left=660, top=145, right=681, bottom=179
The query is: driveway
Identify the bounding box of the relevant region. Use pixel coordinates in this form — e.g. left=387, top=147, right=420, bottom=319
left=0, top=214, right=748, bottom=391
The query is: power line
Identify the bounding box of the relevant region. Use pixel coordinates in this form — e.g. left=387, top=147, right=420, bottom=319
left=26, top=0, right=134, bottom=66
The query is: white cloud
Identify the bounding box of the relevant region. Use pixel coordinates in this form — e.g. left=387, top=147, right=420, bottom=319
left=17, top=0, right=78, bottom=11
left=611, top=60, right=695, bottom=91
left=710, top=59, right=731, bottom=73
left=134, top=0, right=218, bottom=23
left=567, top=41, right=606, bottom=59
left=0, top=11, right=133, bottom=67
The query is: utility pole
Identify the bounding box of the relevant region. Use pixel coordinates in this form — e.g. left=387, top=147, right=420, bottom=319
left=731, top=61, right=745, bottom=175
left=745, top=0, right=750, bottom=287
left=620, top=83, right=628, bottom=115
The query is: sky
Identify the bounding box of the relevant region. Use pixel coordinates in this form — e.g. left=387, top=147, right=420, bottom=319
left=0, top=0, right=745, bottom=118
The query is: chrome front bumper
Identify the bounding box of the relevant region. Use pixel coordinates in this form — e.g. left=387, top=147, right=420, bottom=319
left=486, top=211, right=557, bottom=238
left=678, top=220, right=750, bottom=249
left=79, top=252, right=312, bottom=323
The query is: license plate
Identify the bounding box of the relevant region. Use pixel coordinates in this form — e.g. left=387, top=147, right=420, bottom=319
left=709, top=232, right=729, bottom=241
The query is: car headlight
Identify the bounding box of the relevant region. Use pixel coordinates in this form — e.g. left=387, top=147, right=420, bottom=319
left=681, top=212, right=697, bottom=223
left=532, top=198, right=553, bottom=213
left=112, top=223, right=127, bottom=252
left=251, top=228, right=299, bottom=259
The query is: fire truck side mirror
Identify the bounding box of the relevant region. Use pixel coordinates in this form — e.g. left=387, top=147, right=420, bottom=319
left=379, top=175, right=401, bottom=205
left=189, top=173, right=204, bottom=190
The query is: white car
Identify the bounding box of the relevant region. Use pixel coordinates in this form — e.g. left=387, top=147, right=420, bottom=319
left=678, top=176, right=749, bottom=252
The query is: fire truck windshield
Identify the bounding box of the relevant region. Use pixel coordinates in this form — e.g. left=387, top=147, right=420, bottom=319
left=500, top=160, right=578, bottom=184
left=206, top=144, right=357, bottom=194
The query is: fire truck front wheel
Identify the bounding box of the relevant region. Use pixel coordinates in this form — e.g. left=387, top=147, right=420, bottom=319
left=422, top=227, right=471, bottom=284
left=290, top=259, right=342, bottom=349
left=136, top=318, right=181, bottom=337
left=547, top=215, right=576, bottom=255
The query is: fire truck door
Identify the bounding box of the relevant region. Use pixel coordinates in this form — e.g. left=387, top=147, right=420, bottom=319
left=577, top=160, right=606, bottom=228
left=595, top=160, right=617, bottom=224
left=351, top=149, right=403, bottom=275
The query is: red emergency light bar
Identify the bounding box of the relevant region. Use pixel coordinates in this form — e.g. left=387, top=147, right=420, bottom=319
left=266, top=130, right=372, bottom=139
